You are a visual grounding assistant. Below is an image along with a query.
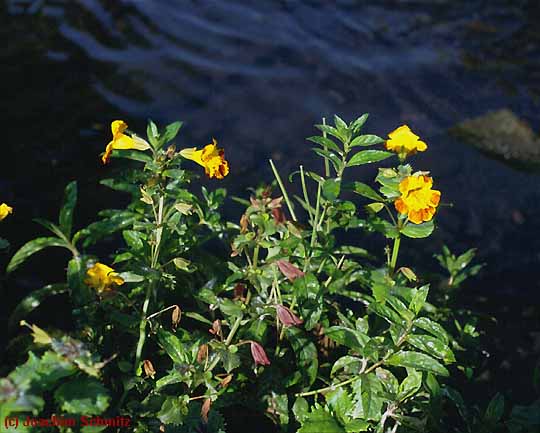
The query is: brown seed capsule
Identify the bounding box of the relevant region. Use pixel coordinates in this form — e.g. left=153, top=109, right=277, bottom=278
left=143, top=359, right=156, bottom=379
left=197, top=344, right=209, bottom=364
left=201, top=398, right=211, bottom=423
left=166, top=145, right=176, bottom=159
left=220, top=374, right=233, bottom=388
left=171, top=305, right=181, bottom=330
left=209, top=320, right=223, bottom=339
left=240, top=213, right=249, bottom=233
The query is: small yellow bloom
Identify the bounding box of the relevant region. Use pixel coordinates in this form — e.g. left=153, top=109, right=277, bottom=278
left=179, top=138, right=229, bottom=179
left=385, top=125, right=427, bottom=159
left=0, top=203, right=13, bottom=221
left=84, top=262, right=125, bottom=293
left=394, top=175, right=441, bottom=224
left=102, top=120, right=150, bottom=164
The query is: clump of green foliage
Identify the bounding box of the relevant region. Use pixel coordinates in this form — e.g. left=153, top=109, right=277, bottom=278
left=0, top=115, right=538, bottom=433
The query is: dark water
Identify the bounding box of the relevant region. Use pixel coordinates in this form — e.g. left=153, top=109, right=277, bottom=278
left=1, top=0, right=540, bottom=409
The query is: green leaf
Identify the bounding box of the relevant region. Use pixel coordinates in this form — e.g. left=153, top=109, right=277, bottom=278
left=413, top=317, right=449, bottom=345
left=158, top=396, right=189, bottom=425
left=313, top=148, right=343, bottom=173
left=298, top=406, right=346, bottom=433
left=401, top=221, right=434, bottom=238
left=218, top=299, right=243, bottom=317
left=326, top=326, right=368, bottom=351
left=122, top=230, right=145, bottom=250
left=349, top=135, right=384, bottom=148
left=184, top=312, right=213, bottom=326
left=293, top=397, right=310, bottom=423
left=484, top=393, right=504, bottom=424
left=398, top=368, right=422, bottom=401
left=111, top=149, right=153, bottom=163
left=8, top=284, right=68, bottom=330
left=219, top=349, right=241, bottom=373
left=7, top=237, right=68, bottom=273
left=315, top=124, right=347, bottom=144
left=322, top=178, right=341, bottom=201
left=347, top=182, right=384, bottom=201
left=173, top=257, right=192, bottom=272
left=161, top=121, right=183, bottom=145
left=117, top=272, right=145, bottom=283
left=350, top=113, right=369, bottom=134
left=344, top=420, right=370, bottom=432
left=147, top=120, right=159, bottom=147
left=347, top=150, right=393, bottom=167
left=54, top=378, right=110, bottom=415
left=100, top=179, right=139, bottom=196
left=349, top=373, right=384, bottom=421
left=157, top=329, right=187, bottom=364
left=286, top=327, right=318, bottom=387
left=331, top=356, right=363, bottom=376
left=407, top=334, right=455, bottom=363
left=307, top=136, right=342, bottom=155
left=409, top=285, right=429, bottom=315
left=386, top=351, right=449, bottom=376
left=59, top=181, right=77, bottom=238
left=326, top=387, right=353, bottom=425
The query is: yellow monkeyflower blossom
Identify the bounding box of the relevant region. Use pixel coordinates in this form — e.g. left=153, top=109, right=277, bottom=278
left=84, top=262, right=125, bottom=293
left=385, top=125, right=427, bottom=159
left=179, top=138, right=229, bottom=179
left=394, top=175, right=441, bottom=224
left=0, top=203, right=13, bottom=221
left=102, top=120, right=150, bottom=164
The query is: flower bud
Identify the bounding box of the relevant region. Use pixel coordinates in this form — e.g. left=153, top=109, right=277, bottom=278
left=276, top=305, right=303, bottom=326
left=250, top=341, right=270, bottom=366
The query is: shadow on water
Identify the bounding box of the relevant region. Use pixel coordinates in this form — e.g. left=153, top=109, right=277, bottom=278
left=1, top=0, right=540, bottom=425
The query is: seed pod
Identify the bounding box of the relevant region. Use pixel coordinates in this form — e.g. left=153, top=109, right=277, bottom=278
left=209, top=320, right=223, bottom=339
left=220, top=374, right=233, bottom=388
left=197, top=344, right=209, bottom=364
left=171, top=305, right=182, bottom=330
left=143, top=359, right=156, bottom=379
left=201, top=398, right=211, bottom=423
left=240, top=213, right=249, bottom=233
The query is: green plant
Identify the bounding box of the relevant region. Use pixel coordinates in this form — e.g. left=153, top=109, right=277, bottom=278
left=0, top=115, right=509, bottom=433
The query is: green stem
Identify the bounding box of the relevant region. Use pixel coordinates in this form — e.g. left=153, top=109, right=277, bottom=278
left=310, top=182, right=322, bottom=247
left=300, top=165, right=313, bottom=223
left=134, top=283, right=153, bottom=373
left=322, top=117, right=330, bottom=178
left=206, top=291, right=252, bottom=372
left=269, top=159, right=297, bottom=222
left=295, top=359, right=384, bottom=397
left=390, top=236, right=401, bottom=272
left=252, top=245, right=260, bottom=270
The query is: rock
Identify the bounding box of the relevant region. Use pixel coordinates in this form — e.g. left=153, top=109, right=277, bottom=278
left=451, top=109, right=540, bottom=168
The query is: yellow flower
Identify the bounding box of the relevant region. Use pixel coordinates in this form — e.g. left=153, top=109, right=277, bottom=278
left=394, top=175, right=441, bottom=224
left=179, top=138, right=229, bottom=179
left=84, top=262, right=125, bottom=293
left=102, top=120, right=150, bottom=164
left=0, top=203, right=13, bottom=221
left=385, top=125, right=427, bottom=159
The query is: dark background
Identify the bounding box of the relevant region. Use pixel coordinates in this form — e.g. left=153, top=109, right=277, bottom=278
left=1, top=0, right=539, bottom=419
